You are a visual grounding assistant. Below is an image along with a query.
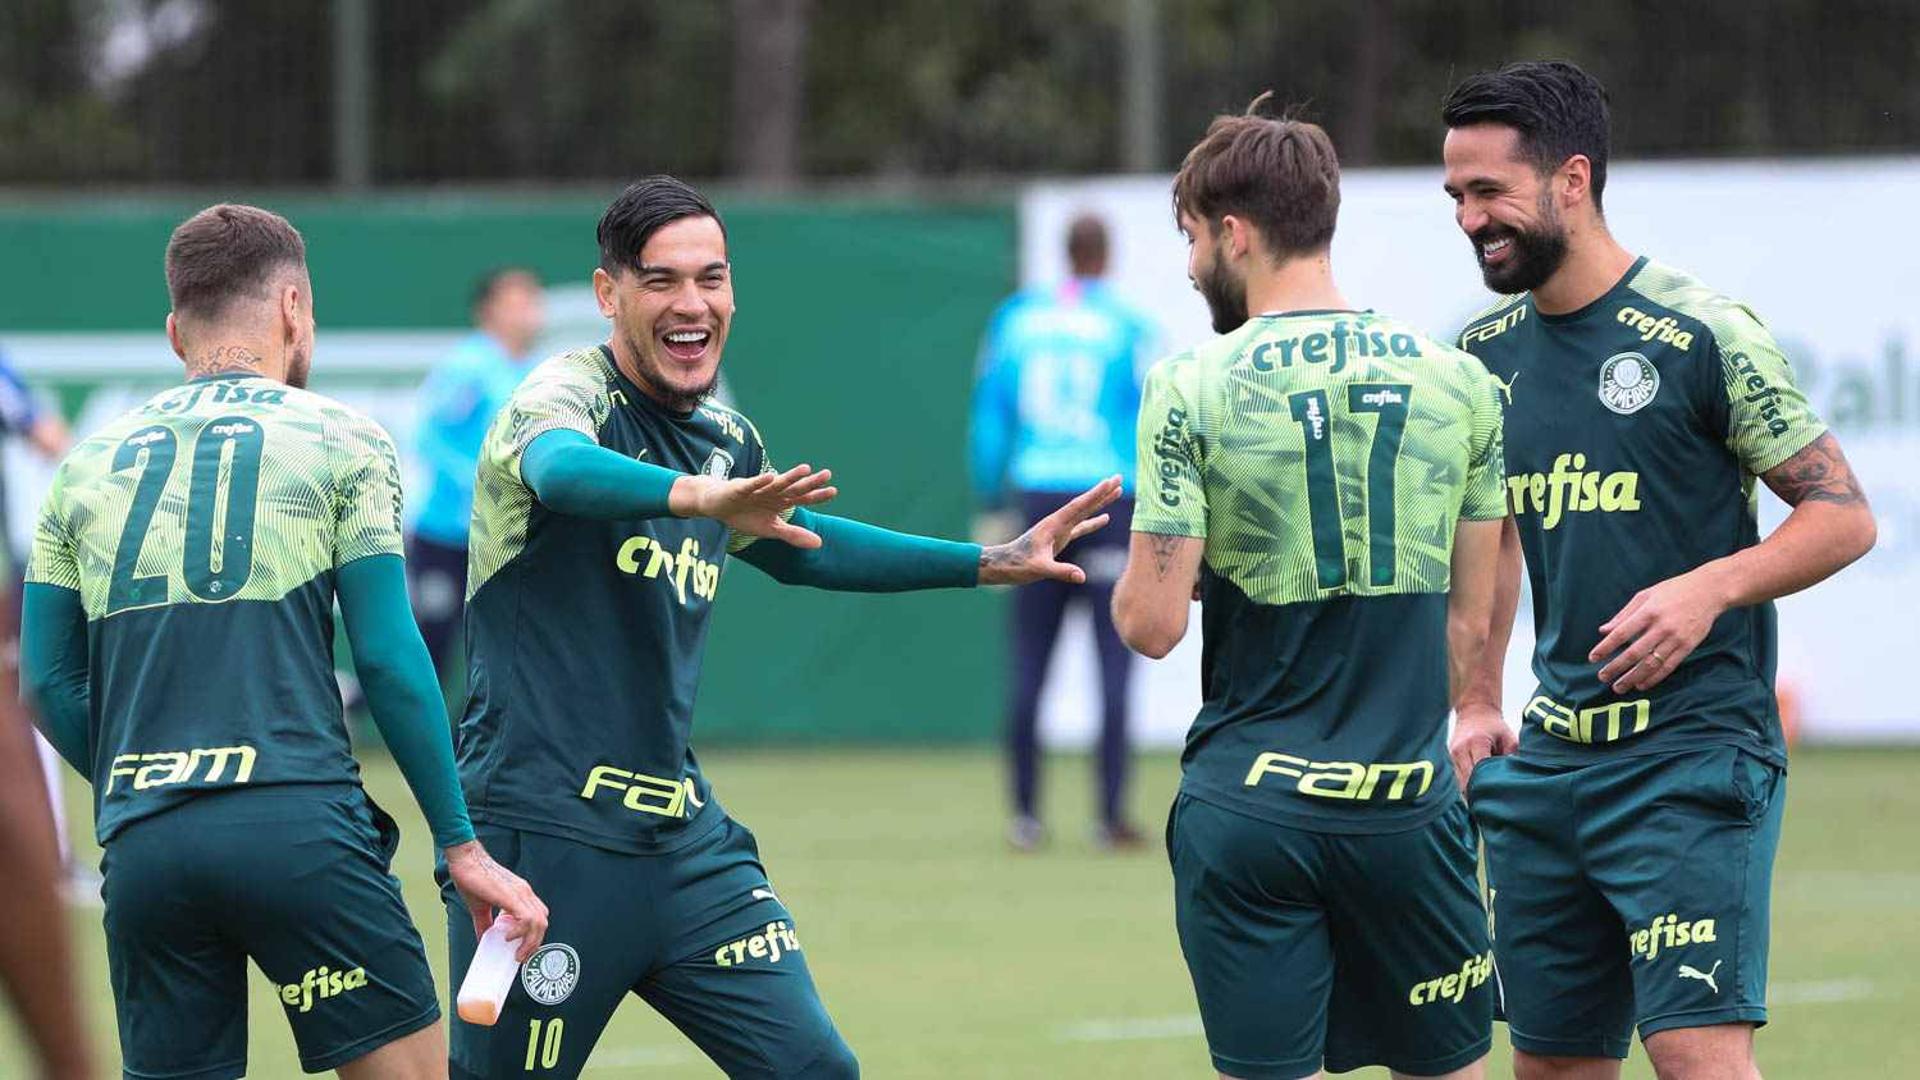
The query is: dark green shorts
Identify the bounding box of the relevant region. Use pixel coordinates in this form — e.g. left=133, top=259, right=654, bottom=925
left=1467, top=744, right=1785, bottom=1059
left=100, top=784, right=439, bottom=1079
left=441, top=815, right=857, bottom=1079
left=1167, top=793, right=1493, bottom=1080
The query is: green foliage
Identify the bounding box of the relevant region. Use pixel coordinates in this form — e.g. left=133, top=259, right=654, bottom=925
left=0, top=1, right=1914, bottom=184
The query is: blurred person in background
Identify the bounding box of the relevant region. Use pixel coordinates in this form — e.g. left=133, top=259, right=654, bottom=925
left=0, top=346, right=89, bottom=900
left=410, top=268, right=546, bottom=697
left=970, top=213, right=1155, bottom=851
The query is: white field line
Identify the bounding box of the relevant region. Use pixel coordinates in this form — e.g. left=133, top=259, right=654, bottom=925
left=1059, top=978, right=1884, bottom=1043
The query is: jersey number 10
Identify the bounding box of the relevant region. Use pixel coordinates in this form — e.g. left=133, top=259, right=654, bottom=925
left=107, top=418, right=265, bottom=614
left=1287, top=384, right=1411, bottom=590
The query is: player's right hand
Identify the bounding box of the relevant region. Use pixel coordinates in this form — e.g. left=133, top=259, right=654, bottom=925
left=672, top=463, right=839, bottom=548
left=1449, top=704, right=1517, bottom=795
left=445, top=839, right=550, bottom=963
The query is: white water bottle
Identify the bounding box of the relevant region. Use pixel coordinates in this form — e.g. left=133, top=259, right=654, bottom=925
left=457, top=915, right=521, bottom=1026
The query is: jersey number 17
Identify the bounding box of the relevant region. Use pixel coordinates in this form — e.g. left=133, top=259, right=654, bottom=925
left=1287, top=383, right=1411, bottom=590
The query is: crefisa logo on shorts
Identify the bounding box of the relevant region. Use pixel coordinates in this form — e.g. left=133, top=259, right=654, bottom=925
left=1598, top=352, right=1660, bottom=415
left=521, top=943, right=581, bottom=1006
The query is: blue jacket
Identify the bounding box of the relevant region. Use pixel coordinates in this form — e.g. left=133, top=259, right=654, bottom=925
left=969, top=279, right=1153, bottom=507
left=411, top=332, right=537, bottom=546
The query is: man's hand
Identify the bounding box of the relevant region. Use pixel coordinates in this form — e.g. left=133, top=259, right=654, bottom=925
left=1449, top=704, right=1517, bottom=794
left=445, top=840, right=550, bottom=963
left=1589, top=566, right=1729, bottom=694
left=671, top=463, right=838, bottom=549
left=979, top=476, right=1123, bottom=586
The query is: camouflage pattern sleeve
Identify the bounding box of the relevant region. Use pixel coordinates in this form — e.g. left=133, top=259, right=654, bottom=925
left=1460, top=365, right=1508, bottom=521
left=1711, top=306, right=1827, bottom=475
left=488, top=353, right=611, bottom=487
left=1131, top=358, right=1207, bottom=537
left=25, top=469, right=80, bottom=590
left=334, top=413, right=407, bottom=567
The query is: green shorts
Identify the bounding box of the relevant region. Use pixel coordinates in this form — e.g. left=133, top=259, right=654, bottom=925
left=1167, top=793, right=1493, bottom=1080
left=1467, top=744, right=1785, bottom=1059
left=100, top=784, right=439, bottom=1079
left=441, top=814, right=857, bottom=1080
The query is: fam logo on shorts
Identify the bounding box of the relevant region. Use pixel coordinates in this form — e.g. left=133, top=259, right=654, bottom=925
left=1598, top=352, right=1660, bottom=415
left=521, top=943, right=581, bottom=1006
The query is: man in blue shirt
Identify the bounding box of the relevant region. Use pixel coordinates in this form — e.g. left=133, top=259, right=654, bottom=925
left=971, top=215, right=1154, bottom=849
left=409, top=268, right=546, bottom=690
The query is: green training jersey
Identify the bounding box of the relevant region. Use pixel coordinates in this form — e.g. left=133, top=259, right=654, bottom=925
left=459, top=345, right=768, bottom=855
left=1458, top=256, right=1826, bottom=767
left=1136, top=310, right=1506, bottom=834
left=26, top=373, right=404, bottom=842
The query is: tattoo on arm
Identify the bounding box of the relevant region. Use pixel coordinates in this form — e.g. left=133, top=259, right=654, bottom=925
left=980, top=534, right=1033, bottom=571
left=1761, top=433, right=1868, bottom=508
left=185, top=346, right=265, bottom=380
left=1148, top=533, right=1182, bottom=580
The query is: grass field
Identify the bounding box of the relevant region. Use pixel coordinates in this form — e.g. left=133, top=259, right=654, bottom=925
left=3, top=746, right=1915, bottom=1077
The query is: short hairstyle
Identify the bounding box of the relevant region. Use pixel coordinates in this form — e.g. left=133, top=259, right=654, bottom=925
left=1065, top=214, right=1108, bottom=273
left=1441, top=60, right=1612, bottom=212
left=1172, top=95, right=1340, bottom=261
left=470, top=266, right=539, bottom=313
left=597, top=176, right=726, bottom=276
left=164, top=204, right=307, bottom=322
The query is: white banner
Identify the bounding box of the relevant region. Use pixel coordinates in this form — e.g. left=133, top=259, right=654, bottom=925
left=1023, top=158, right=1920, bottom=745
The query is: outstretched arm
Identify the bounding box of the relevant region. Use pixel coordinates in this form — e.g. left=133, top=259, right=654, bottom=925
left=1111, top=530, right=1205, bottom=659
left=523, top=430, right=835, bottom=546
left=1591, top=432, right=1875, bottom=693
left=19, top=583, right=90, bottom=774
left=737, top=476, right=1122, bottom=592
left=337, top=554, right=550, bottom=961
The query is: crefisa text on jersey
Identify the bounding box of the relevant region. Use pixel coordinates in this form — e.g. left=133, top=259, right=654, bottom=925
left=1245, top=321, right=1423, bottom=375
left=153, top=380, right=288, bottom=412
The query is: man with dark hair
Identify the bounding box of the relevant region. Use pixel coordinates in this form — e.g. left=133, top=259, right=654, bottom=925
left=410, top=267, right=547, bottom=694
left=1443, top=61, right=1876, bottom=1079
left=22, top=203, right=549, bottom=1080
left=970, top=211, right=1154, bottom=851
left=1112, top=104, right=1506, bottom=1080
left=445, top=174, right=1119, bottom=1079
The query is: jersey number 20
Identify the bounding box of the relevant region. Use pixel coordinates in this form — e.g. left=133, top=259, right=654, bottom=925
left=107, top=418, right=265, bottom=613
left=1287, top=384, right=1411, bottom=590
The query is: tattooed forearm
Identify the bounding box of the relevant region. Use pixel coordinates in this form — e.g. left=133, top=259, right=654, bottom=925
left=186, top=345, right=265, bottom=380
left=979, top=534, right=1034, bottom=584
left=1761, top=433, right=1868, bottom=508
left=1149, top=533, right=1182, bottom=580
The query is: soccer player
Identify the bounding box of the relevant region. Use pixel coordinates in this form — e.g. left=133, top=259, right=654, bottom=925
left=1442, top=62, right=1876, bottom=1079
left=409, top=268, right=547, bottom=693
left=21, top=204, right=549, bottom=1080
left=1112, top=103, right=1507, bottom=1080
left=443, top=175, right=1118, bottom=1079
left=970, top=212, right=1155, bottom=850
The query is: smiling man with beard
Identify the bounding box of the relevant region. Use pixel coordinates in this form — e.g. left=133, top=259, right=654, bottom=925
left=1443, top=62, right=1877, bottom=1080
left=1111, top=100, right=1510, bottom=1080
left=443, top=176, right=1120, bottom=1079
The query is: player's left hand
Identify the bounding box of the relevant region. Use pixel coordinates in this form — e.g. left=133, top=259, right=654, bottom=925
left=446, top=840, right=551, bottom=963
left=978, top=475, right=1123, bottom=587
left=1589, top=567, right=1730, bottom=694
